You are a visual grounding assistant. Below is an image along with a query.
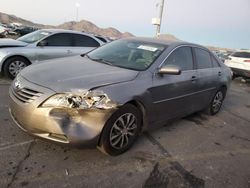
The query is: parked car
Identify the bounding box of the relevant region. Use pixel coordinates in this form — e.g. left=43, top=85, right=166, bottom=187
left=14, top=26, right=38, bottom=36
left=0, top=23, right=16, bottom=35
left=224, top=50, right=250, bottom=79
left=9, top=38, right=231, bottom=155
left=215, top=52, right=228, bottom=63
left=0, top=29, right=104, bottom=79
left=0, top=25, right=7, bottom=38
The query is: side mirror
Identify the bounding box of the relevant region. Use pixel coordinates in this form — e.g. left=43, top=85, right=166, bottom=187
left=37, top=40, right=48, bottom=47
left=158, top=65, right=182, bottom=75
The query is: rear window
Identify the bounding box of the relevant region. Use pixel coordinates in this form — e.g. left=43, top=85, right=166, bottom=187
left=73, top=34, right=100, bottom=47
left=211, top=55, right=221, bottom=67
left=194, top=48, right=212, bottom=69
left=95, top=36, right=108, bottom=43
left=231, top=52, right=250, bottom=58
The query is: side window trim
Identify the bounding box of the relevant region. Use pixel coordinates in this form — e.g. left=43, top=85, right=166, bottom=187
left=191, top=47, right=197, bottom=70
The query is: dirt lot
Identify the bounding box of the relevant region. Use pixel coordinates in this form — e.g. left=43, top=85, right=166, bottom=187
left=0, top=77, right=250, bottom=188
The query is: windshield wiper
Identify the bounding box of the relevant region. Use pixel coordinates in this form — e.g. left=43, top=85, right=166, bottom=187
left=83, top=54, right=115, bottom=67
left=90, top=57, right=114, bottom=66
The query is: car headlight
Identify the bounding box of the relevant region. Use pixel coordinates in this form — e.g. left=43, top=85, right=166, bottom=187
left=41, top=90, right=117, bottom=110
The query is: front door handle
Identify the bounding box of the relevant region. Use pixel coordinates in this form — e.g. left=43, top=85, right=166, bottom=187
left=218, top=71, right=222, bottom=76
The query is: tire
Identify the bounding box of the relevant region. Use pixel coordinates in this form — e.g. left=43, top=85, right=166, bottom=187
left=3, top=57, right=30, bottom=79
left=98, top=104, right=142, bottom=156
left=206, top=89, right=226, bottom=115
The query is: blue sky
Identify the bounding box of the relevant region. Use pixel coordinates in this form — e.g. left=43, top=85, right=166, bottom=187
left=1, top=0, right=249, bottom=49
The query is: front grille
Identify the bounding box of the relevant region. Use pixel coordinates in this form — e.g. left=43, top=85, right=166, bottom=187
left=12, top=87, right=43, bottom=103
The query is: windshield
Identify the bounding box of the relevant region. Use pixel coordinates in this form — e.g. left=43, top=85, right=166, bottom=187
left=87, top=39, right=166, bottom=71
left=17, top=30, right=52, bottom=44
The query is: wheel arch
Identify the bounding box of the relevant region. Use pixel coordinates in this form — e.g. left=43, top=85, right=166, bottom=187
left=1, top=55, right=32, bottom=74
left=125, top=100, right=148, bottom=132
left=219, top=84, right=227, bottom=97
left=97, top=99, right=148, bottom=147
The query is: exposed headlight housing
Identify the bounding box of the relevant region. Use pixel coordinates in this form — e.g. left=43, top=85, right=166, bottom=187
left=41, top=90, right=117, bottom=110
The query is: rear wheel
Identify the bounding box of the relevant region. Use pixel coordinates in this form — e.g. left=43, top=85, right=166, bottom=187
left=98, top=104, right=142, bottom=156
left=3, top=57, right=30, bottom=79
left=206, top=89, right=225, bottom=115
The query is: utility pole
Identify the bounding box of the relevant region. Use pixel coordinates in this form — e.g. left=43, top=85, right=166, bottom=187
left=155, top=0, right=165, bottom=37
left=75, top=2, right=80, bottom=22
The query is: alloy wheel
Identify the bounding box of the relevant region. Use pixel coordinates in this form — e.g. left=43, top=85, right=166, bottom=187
left=9, top=61, right=27, bottom=77
left=212, top=91, right=223, bottom=113
left=109, top=113, right=137, bottom=150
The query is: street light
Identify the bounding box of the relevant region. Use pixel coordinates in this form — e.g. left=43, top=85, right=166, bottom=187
left=75, top=2, right=80, bottom=22
left=152, top=0, right=165, bottom=37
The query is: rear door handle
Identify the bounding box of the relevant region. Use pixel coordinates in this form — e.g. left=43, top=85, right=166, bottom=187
left=67, top=50, right=73, bottom=54
left=218, top=71, right=222, bottom=76
left=191, top=76, right=197, bottom=82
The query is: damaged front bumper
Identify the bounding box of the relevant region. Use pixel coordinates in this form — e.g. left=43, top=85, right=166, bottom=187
left=9, top=77, right=117, bottom=147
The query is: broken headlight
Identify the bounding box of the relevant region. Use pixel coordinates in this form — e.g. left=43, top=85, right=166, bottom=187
left=41, top=90, right=117, bottom=109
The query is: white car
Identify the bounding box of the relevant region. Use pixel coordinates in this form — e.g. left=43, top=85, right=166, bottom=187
left=224, top=50, right=250, bottom=79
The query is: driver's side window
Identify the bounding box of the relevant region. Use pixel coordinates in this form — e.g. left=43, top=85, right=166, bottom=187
left=163, top=47, right=194, bottom=71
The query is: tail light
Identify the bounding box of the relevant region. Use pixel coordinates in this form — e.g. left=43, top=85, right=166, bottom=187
left=244, top=60, right=250, bottom=62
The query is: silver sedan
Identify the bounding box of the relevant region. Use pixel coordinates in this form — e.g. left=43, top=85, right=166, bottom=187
left=0, top=29, right=104, bottom=79
left=9, top=38, right=232, bottom=155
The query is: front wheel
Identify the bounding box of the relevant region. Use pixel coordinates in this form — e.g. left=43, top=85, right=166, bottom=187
left=98, top=104, right=142, bottom=156
left=3, top=57, right=29, bottom=79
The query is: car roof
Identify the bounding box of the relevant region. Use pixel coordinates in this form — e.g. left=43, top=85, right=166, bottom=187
left=39, top=29, right=104, bottom=44
left=125, top=37, right=208, bottom=50
left=40, top=29, right=94, bottom=36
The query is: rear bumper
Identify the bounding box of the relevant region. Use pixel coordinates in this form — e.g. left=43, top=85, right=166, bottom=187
left=230, top=68, right=250, bottom=78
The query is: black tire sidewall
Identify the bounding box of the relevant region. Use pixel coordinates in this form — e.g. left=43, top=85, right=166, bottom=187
left=209, top=90, right=225, bottom=115
left=3, top=57, right=29, bottom=79
left=99, top=104, right=142, bottom=156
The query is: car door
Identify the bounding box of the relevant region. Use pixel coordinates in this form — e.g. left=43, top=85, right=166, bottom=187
left=71, top=34, right=101, bottom=55
left=150, top=46, right=199, bottom=124
left=193, top=47, right=219, bottom=110
left=35, top=33, right=74, bottom=62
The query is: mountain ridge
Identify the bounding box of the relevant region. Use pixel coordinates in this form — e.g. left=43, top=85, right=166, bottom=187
left=0, top=12, right=133, bottom=38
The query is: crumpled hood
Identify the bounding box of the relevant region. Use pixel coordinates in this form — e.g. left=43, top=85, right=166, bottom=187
left=0, top=38, right=28, bottom=48
left=20, top=56, right=139, bottom=92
